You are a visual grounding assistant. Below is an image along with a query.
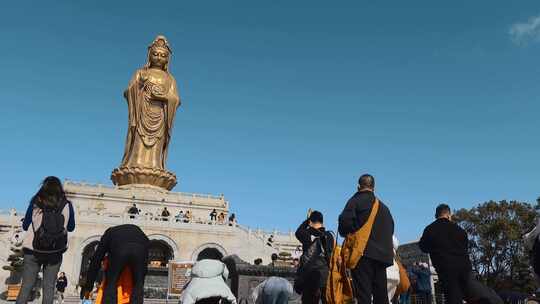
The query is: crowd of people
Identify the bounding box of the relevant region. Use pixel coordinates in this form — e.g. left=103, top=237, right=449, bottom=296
left=291, top=174, right=509, bottom=304
left=11, top=174, right=540, bottom=304
left=126, top=204, right=236, bottom=226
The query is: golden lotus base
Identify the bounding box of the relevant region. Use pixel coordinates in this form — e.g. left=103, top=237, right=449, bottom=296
left=111, top=166, right=177, bottom=191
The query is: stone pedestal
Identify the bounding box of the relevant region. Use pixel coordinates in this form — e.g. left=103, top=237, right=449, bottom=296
left=111, top=166, right=177, bottom=190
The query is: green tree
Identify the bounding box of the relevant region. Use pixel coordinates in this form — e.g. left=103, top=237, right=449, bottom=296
left=453, top=200, right=538, bottom=292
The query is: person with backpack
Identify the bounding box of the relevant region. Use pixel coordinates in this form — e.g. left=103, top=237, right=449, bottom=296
left=338, top=174, right=395, bottom=304
left=17, top=176, right=75, bottom=304
left=295, top=210, right=334, bottom=304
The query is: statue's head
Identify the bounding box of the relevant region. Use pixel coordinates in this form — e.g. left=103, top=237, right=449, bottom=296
left=146, top=35, right=172, bottom=71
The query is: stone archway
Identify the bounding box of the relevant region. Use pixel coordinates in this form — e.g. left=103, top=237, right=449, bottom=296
left=145, top=235, right=178, bottom=298
left=197, top=248, right=224, bottom=261
left=148, top=240, right=174, bottom=267
left=147, top=234, right=179, bottom=260
left=73, top=235, right=102, bottom=286
left=191, top=243, right=227, bottom=261
left=79, top=241, right=101, bottom=279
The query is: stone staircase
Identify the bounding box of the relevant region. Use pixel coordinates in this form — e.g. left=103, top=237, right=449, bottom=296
left=0, top=224, right=15, bottom=293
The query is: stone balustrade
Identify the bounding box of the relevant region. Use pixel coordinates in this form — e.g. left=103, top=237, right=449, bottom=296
left=0, top=209, right=299, bottom=253
left=63, top=180, right=228, bottom=208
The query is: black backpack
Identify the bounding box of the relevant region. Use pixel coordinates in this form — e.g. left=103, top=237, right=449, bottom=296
left=294, top=231, right=333, bottom=294
left=32, top=201, right=68, bottom=253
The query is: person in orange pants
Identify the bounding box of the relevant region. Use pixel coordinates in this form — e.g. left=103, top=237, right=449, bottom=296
left=83, top=224, right=150, bottom=304
left=94, top=257, right=133, bottom=304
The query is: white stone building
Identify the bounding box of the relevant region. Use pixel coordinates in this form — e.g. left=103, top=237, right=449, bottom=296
left=0, top=181, right=299, bottom=295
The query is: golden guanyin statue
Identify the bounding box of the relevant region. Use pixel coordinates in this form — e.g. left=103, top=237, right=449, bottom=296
left=111, top=35, right=181, bottom=190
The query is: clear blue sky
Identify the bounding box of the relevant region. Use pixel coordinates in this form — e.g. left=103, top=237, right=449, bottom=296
left=1, top=1, right=539, bottom=243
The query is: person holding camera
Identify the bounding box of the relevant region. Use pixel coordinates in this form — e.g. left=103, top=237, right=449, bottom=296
left=295, top=210, right=334, bottom=304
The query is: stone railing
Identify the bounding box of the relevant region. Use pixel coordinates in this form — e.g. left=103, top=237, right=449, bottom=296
left=0, top=210, right=299, bottom=253
left=235, top=225, right=299, bottom=253
left=63, top=180, right=228, bottom=206
left=76, top=211, right=241, bottom=232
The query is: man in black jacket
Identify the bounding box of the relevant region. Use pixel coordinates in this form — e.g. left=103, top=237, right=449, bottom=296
left=420, top=204, right=504, bottom=304
left=295, top=210, right=334, bottom=304
left=419, top=204, right=470, bottom=304
left=338, top=174, right=394, bottom=304
left=83, top=224, right=150, bottom=304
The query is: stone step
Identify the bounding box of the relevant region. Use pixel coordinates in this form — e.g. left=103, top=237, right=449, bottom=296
left=61, top=296, right=176, bottom=304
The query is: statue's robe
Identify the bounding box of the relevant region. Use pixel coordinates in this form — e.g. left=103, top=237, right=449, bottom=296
left=121, top=68, right=180, bottom=170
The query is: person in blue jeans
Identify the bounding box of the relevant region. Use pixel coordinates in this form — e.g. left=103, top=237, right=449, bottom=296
left=252, top=276, right=296, bottom=304
left=16, top=176, right=75, bottom=304
left=413, top=263, right=432, bottom=304
left=399, top=266, right=413, bottom=304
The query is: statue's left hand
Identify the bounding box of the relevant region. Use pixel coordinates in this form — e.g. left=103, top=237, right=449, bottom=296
left=151, top=84, right=166, bottom=96
left=148, top=84, right=168, bottom=101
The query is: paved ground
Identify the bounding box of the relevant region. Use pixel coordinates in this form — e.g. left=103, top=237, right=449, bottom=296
left=0, top=297, right=172, bottom=304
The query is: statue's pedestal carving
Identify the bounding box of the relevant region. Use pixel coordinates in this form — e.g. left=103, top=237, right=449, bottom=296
left=111, top=167, right=177, bottom=190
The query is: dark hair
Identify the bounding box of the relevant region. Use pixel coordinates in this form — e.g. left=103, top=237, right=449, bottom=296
left=358, top=174, right=375, bottom=190
left=309, top=211, right=324, bottom=224
left=271, top=253, right=278, bottom=261
left=254, top=258, right=263, bottom=265
left=33, top=176, right=65, bottom=209
left=435, top=204, right=451, bottom=218
left=195, top=297, right=224, bottom=304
